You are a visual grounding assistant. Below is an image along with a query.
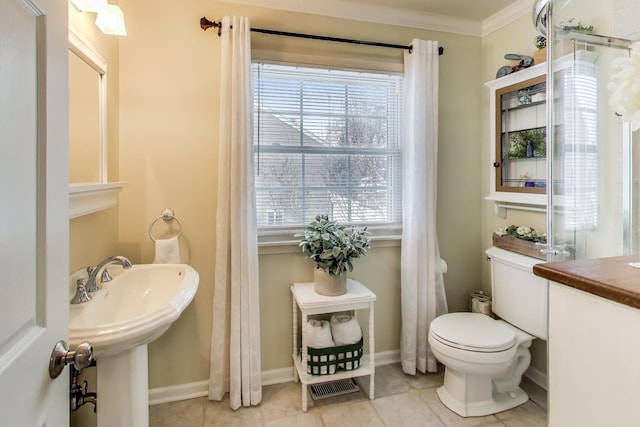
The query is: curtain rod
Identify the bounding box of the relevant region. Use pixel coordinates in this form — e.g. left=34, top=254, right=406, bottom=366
left=200, top=17, right=444, bottom=56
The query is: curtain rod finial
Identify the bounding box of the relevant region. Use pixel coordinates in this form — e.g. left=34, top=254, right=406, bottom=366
left=200, top=16, right=222, bottom=36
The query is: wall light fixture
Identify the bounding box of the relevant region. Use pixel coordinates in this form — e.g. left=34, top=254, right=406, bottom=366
left=95, top=4, right=127, bottom=36
left=70, top=0, right=108, bottom=13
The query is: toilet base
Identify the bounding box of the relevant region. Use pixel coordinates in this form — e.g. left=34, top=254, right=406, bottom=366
left=436, top=381, right=529, bottom=417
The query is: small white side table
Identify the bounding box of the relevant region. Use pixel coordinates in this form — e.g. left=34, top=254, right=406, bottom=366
left=291, top=280, right=376, bottom=412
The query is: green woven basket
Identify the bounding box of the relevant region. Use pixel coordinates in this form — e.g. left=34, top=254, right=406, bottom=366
left=306, top=337, right=363, bottom=376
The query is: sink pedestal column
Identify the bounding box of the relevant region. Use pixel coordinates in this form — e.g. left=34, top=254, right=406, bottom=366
left=97, top=345, right=149, bottom=427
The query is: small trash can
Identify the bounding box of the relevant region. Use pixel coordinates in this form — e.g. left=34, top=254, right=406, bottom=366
left=469, top=290, right=493, bottom=317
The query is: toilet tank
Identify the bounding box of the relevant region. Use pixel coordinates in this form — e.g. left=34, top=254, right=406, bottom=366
left=486, top=247, right=548, bottom=340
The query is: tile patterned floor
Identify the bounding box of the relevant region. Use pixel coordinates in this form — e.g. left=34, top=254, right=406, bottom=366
left=149, top=364, right=547, bottom=427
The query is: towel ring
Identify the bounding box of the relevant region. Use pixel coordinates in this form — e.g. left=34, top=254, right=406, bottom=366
left=149, top=208, right=183, bottom=242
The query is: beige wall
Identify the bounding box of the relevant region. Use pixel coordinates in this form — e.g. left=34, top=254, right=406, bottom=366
left=68, top=0, right=548, bottom=407
left=115, top=0, right=483, bottom=389
left=480, top=16, right=548, bottom=376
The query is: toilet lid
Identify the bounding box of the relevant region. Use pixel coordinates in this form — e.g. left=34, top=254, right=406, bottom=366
left=430, top=312, right=517, bottom=352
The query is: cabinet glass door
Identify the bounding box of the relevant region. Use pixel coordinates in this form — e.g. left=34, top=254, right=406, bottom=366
left=495, top=75, right=546, bottom=193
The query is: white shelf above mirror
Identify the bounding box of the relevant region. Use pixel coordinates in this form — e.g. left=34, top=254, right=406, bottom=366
left=69, top=182, right=126, bottom=219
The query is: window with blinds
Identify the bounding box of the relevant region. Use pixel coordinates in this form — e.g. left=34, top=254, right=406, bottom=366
left=252, top=63, right=403, bottom=232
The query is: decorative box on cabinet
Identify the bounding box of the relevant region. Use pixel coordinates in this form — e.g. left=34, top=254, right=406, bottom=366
left=486, top=62, right=547, bottom=210
left=291, top=280, right=376, bottom=412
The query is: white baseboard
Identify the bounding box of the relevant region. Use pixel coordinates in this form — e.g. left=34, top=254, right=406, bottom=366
left=371, top=349, right=401, bottom=367
left=149, top=351, right=544, bottom=405
left=149, top=349, right=401, bottom=405
left=524, top=366, right=548, bottom=391
left=149, top=380, right=209, bottom=406
left=261, top=367, right=295, bottom=386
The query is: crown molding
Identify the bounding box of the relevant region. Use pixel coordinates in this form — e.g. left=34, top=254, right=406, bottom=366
left=482, top=0, right=532, bottom=36
left=220, top=0, right=483, bottom=36
left=220, top=0, right=533, bottom=38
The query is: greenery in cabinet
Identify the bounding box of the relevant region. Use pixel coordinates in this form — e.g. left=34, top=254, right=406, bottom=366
left=507, top=128, right=546, bottom=159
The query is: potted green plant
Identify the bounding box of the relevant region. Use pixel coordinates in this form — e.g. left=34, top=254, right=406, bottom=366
left=296, top=214, right=371, bottom=296
left=533, top=35, right=547, bottom=64
left=493, top=225, right=547, bottom=260
left=508, top=128, right=546, bottom=158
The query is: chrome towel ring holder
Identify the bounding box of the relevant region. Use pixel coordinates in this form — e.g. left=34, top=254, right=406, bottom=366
left=149, top=208, right=183, bottom=242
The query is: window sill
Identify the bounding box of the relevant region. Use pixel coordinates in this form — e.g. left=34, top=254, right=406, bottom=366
left=258, top=235, right=401, bottom=255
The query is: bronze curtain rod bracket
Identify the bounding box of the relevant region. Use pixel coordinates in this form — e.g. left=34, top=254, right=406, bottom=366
left=200, top=16, right=443, bottom=56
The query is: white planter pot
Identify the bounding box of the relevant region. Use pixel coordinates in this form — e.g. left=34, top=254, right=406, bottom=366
left=313, top=267, right=347, bottom=296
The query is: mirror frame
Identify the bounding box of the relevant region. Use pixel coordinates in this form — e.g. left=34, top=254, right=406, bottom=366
left=68, top=29, right=124, bottom=218
left=69, top=28, right=107, bottom=183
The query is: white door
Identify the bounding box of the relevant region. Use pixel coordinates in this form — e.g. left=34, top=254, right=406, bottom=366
left=0, top=0, right=70, bottom=425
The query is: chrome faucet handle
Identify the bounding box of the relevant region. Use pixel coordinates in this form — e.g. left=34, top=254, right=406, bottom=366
left=85, top=266, right=99, bottom=292
left=100, top=268, right=112, bottom=283
left=71, top=278, right=92, bottom=304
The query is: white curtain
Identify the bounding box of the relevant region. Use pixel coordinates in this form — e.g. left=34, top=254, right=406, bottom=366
left=208, top=16, right=262, bottom=409
left=400, top=39, right=448, bottom=375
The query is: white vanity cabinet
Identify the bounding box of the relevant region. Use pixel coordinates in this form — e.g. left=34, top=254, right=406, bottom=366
left=548, top=282, right=640, bottom=426
left=534, top=256, right=640, bottom=426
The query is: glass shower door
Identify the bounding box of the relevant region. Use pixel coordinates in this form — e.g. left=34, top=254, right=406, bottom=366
left=545, top=5, right=637, bottom=261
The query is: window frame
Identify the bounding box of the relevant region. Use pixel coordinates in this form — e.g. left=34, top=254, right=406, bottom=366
left=251, top=58, right=404, bottom=247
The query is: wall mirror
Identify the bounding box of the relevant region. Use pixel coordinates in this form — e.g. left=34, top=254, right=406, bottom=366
left=69, top=29, right=106, bottom=184
left=68, top=29, right=124, bottom=218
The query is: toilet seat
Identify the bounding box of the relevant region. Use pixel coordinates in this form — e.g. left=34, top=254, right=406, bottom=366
left=430, top=313, right=516, bottom=353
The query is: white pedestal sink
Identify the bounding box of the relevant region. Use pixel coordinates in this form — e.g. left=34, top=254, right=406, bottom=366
left=69, top=263, right=199, bottom=427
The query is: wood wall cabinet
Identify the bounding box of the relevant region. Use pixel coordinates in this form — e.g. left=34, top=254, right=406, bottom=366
left=486, top=63, right=547, bottom=209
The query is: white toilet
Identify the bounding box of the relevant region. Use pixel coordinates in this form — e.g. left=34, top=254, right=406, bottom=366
left=428, top=246, right=548, bottom=417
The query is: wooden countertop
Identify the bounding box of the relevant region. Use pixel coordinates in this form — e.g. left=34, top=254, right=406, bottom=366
left=533, top=256, right=640, bottom=309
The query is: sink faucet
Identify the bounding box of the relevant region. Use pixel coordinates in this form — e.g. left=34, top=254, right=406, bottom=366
left=70, top=278, right=92, bottom=304
left=85, top=256, right=133, bottom=292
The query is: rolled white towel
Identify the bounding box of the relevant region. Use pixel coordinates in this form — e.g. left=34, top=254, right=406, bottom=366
left=330, top=314, right=362, bottom=370
left=306, top=319, right=336, bottom=374
left=307, top=319, right=335, bottom=348
left=330, top=314, right=362, bottom=346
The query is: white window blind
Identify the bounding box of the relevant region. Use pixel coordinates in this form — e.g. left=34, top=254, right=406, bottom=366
left=252, top=62, right=403, bottom=232
left=559, top=60, right=598, bottom=230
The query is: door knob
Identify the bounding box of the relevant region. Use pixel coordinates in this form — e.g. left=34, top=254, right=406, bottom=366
left=49, top=340, right=93, bottom=379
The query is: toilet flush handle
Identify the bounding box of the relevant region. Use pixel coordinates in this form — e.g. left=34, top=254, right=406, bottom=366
left=539, top=244, right=570, bottom=257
